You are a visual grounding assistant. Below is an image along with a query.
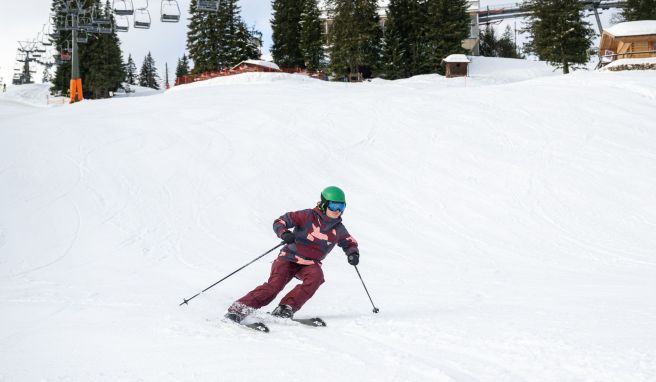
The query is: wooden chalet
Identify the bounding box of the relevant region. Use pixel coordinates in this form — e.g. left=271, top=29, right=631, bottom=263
left=599, top=20, right=656, bottom=63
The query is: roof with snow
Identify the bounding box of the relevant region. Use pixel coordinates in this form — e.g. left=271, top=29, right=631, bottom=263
left=443, top=54, right=471, bottom=63
left=604, top=20, right=656, bottom=37
left=231, top=60, right=281, bottom=71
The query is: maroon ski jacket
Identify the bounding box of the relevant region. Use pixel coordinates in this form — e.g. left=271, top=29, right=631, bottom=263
left=273, top=207, right=359, bottom=264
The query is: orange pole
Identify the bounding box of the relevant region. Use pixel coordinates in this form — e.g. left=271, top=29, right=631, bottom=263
left=69, top=79, right=76, bottom=103
left=77, top=79, right=83, bottom=101
left=69, top=78, right=83, bottom=103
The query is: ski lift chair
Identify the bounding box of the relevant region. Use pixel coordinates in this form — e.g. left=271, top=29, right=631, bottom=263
left=59, top=41, right=72, bottom=61
left=57, top=15, right=74, bottom=31
left=197, top=0, right=219, bottom=12
left=115, top=16, right=130, bottom=32
left=90, top=6, right=112, bottom=26
left=97, top=24, right=113, bottom=34
left=134, top=7, right=152, bottom=29
left=113, top=0, right=135, bottom=16
left=83, top=24, right=99, bottom=33
left=40, top=26, right=53, bottom=46
left=77, top=31, right=89, bottom=43
left=62, top=0, right=81, bottom=13
left=161, top=0, right=181, bottom=22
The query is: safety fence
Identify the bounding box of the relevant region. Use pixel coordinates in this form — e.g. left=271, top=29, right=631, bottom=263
left=175, top=67, right=327, bottom=86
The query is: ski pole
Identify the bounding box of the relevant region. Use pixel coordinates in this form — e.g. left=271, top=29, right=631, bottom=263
left=179, top=242, right=284, bottom=306
left=354, top=265, right=380, bottom=313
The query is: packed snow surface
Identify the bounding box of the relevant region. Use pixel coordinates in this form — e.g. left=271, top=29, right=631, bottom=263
left=603, top=56, right=656, bottom=70
left=1, top=57, right=655, bottom=381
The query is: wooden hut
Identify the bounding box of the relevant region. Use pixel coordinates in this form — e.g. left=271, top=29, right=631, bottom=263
left=443, top=54, right=471, bottom=78
left=230, top=60, right=282, bottom=73
left=599, top=20, right=656, bottom=63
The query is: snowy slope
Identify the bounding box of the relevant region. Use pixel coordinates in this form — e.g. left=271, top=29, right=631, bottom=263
left=1, top=57, right=655, bottom=382
left=0, top=83, right=52, bottom=107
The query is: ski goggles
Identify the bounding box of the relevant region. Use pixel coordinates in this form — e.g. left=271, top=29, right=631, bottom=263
left=327, top=201, right=346, bottom=212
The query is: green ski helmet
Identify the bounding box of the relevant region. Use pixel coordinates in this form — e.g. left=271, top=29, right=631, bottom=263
left=319, top=186, right=346, bottom=212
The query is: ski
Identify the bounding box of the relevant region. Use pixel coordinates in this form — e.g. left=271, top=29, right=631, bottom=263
left=266, top=312, right=327, bottom=327
left=243, top=321, right=270, bottom=333
left=224, top=313, right=270, bottom=333
left=292, top=317, right=326, bottom=327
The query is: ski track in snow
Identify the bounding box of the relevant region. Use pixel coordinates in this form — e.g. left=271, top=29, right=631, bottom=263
left=12, top=200, right=81, bottom=278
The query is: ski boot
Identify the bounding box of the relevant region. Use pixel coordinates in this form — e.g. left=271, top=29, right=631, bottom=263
left=271, top=304, right=294, bottom=318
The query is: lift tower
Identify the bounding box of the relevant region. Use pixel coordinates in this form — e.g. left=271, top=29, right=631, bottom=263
left=16, top=40, right=41, bottom=85
left=56, top=1, right=113, bottom=103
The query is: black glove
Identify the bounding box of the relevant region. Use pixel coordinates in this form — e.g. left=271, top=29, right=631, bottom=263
left=281, top=230, right=295, bottom=244
left=347, top=253, right=359, bottom=266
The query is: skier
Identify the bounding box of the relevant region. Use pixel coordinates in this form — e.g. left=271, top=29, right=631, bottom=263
left=225, top=186, right=360, bottom=323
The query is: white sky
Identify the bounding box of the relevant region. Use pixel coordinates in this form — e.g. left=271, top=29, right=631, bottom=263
left=0, top=0, right=617, bottom=87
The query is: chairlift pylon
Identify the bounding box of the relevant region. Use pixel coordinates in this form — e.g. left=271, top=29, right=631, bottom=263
left=197, top=0, right=220, bottom=12
left=161, top=0, right=181, bottom=23
left=113, top=0, right=135, bottom=16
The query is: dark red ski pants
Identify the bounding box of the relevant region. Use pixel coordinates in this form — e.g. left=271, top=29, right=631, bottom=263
left=236, top=258, right=325, bottom=312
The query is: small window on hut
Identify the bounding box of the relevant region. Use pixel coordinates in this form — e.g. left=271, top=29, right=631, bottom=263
left=653, top=41, right=656, bottom=51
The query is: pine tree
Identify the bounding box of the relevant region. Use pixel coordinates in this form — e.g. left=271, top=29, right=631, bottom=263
left=623, top=0, right=656, bottom=21
left=233, top=23, right=262, bottom=65
left=187, top=0, right=261, bottom=73
left=187, top=0, right=217, bottom=73
left=217, top=0, right=262, bottom=68
left=42, top=67, right=53, bottom=83
left=424, top=0, right=471, bottom=74
left=271, top=0, right=304, bottom=68
left=125, top=54, right=137, bottom=85
left=522, top=0, right=594, bottom=74
left=497, top=25, right=522, bottom=59
left=479, top=24, right=499, bottom=57
left=175, top=54, right=190, bottom=78
left=82, top=1, right=126, bottom=98
left=328, top=0, right=382, bottom=80
left=139, top=52, right=160, bottom=89
left=299, top=0, right=325, bottom=71
left=382, top=0, right=419, bottom=79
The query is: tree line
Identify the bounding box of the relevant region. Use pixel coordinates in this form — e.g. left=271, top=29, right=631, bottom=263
left=266, top=0, right=472, bottom=80
left=48, top=0, right=656, bottom=99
